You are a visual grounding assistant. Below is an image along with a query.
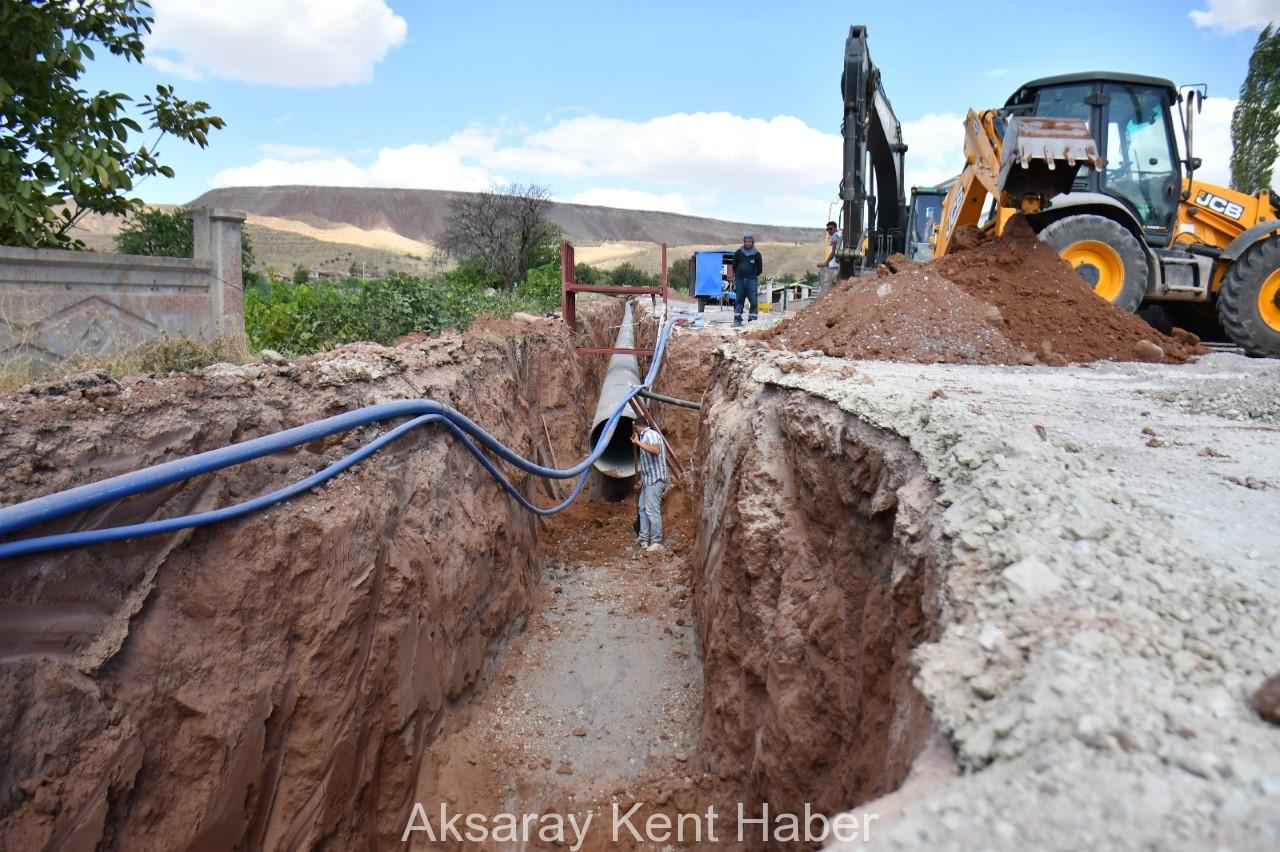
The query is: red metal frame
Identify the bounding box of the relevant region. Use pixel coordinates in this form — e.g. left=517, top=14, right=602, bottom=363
left=561, top=240, right=668, bottom=356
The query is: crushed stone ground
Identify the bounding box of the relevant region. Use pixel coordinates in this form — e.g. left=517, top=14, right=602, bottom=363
left=723, top=345, right=1280, bottom=849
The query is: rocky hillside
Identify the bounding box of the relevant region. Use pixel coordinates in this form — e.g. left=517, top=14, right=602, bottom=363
left=189, top=186, right=817, bottom=246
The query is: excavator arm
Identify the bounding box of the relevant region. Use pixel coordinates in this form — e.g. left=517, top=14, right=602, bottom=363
left=838, top=25, right=908, bottom=277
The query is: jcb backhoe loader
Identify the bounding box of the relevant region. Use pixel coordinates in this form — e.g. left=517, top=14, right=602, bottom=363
left=934, top=72, right=1280, bottom=357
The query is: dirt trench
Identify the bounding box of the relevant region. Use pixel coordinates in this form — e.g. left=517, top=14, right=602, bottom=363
left=691, top=350, right=950, bottom=827
left=0, top=314, right=950, bottom=851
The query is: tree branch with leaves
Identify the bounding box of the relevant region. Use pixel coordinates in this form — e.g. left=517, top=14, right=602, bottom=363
left=1231, top=23, right=1280, bottom=195
left=0, top=0, right=225, bottom=248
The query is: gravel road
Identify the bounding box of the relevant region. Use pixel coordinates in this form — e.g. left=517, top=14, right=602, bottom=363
left=729, top=348, right=1280, bottom=849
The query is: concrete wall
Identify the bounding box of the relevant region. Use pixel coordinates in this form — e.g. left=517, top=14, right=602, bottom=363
left=0, top=208, right=246, bottom=369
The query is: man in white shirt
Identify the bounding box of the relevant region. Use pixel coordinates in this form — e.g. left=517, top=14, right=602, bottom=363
left=820, top=220, right=841, bottom=269
left=629, top=414, right=667, bottom=550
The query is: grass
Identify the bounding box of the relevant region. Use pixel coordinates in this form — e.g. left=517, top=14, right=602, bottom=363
left=0, top=333, right=252, bottom=392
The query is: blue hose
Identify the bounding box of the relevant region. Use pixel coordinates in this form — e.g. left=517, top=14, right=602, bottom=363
left=0, top=314, right=676, bottom=560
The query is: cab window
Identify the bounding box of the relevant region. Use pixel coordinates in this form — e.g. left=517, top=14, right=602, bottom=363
left=1102, top=84, right=1178, bottom=228
left=1032, top=84, right=1094, bottom=125
left=1032, top=84, right=1095, bottom=185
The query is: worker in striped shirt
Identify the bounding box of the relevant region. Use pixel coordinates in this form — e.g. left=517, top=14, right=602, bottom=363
left=630, top=414, right=667, bottom=551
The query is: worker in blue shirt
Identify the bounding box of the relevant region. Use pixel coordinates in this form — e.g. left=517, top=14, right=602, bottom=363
left=728, top=235, right=763, bottom=327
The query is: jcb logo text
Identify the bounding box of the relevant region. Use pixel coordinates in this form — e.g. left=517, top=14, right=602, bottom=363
left=1194, top=190, right=1245, bottom=221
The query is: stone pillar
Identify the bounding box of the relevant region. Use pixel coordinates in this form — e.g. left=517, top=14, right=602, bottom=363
left=190, top=207, right=247, bottom=335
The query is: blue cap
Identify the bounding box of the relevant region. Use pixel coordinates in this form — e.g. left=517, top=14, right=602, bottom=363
left=743, top=235, right=755, bottom=241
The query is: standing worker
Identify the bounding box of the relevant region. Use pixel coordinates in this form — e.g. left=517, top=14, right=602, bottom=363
left=820, top=220, right=840, bottom=269
left=630, top=414, right=667, bottom=551
left=728, top=235, right=763, bottom=327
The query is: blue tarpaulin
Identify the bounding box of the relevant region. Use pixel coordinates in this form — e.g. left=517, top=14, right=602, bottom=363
left=694, top=251, right=731, bottom=299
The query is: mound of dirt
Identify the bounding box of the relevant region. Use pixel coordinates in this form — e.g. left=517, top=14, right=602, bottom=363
left=763, top=216, right=1206, bottom=365
left=758, top=262, right=1026, bottom=364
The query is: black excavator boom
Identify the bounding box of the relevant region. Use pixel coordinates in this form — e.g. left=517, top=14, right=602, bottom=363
left=838, top=25, right=908, bottom=278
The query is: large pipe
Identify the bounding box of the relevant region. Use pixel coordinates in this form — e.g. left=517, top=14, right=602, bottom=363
left=588, top=302, right=641, bottom=479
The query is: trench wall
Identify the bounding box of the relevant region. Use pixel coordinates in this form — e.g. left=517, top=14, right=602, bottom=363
left=0, top=305, right=620, bottom=851
left=692, top=353, right=948, bottom=818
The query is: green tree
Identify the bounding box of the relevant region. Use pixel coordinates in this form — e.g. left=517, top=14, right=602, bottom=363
left=115, top=207, right=192, bottom=256
left=0, top=1, right=225, bottom=248
left=441, top=183, right=560, bottom=291
left=1231, top=24, right=1280, bottom=193
left=801, top=270, right=820, bottom=286
left=666, top=256, right=691, bottom=290
left=777, top=272, right=798, bottom=284
left=113, top=207, right=257, bottom=283
left=574, top=262, right=605, bottom=284
left=609, top=262, right=653, bottom=286
left=292, top=265, right=311, bottom=285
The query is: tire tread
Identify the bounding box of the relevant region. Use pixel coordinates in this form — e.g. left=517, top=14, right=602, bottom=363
left=1037, top=214, right=1148, bottom=312
left=1218, top=236, right=1280, bottom=357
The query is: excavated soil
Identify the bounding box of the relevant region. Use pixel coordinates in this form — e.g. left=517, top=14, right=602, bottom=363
left=762, top=216, right=1206, bottom=365
left=0, top=306, right=623, bottom=851
left=0, top=304, right=953, bottom=851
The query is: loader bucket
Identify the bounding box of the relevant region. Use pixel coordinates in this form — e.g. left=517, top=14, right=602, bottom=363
left=996, top=116, right=1103, bottom=206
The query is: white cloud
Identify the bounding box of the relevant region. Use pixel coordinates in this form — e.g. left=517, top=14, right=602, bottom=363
left=480, top=112, right=840, bottom=193
left=212, top=110, right=969, bottom=222
left=365, top=143, right=494, bottom=191
left=901, top=112, right=966, bottom=191
left=145, top=53, right=202, bottom=81
left=211, top=111, right=843, bottom=210
left=984, top=68, right=1009, bottom=78
left=147, top=0, right=407, bottom=87
left=1189, top=0, right=1280, bottom=32
left=211, top=133, right=499, bottom=192
left=568, top=188, right=696, bottom=214
left=211, top=156, right=370, bottom=186
left=760, top=194, right=838, bottom=224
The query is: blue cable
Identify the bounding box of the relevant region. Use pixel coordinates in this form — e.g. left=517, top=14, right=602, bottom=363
left=0, top=315, right=675, bottom=560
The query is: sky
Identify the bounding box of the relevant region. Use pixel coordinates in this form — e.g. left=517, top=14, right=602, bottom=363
left=82, top=0, right=1279, bottom=226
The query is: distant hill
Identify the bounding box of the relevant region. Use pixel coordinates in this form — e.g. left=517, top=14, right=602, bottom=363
left=188, top=186, right=818, bottom=247
left=70, top=187, right=826, bottom=280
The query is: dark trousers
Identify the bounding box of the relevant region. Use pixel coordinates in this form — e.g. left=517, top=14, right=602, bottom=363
left=734, top=277, right=759, bottom=322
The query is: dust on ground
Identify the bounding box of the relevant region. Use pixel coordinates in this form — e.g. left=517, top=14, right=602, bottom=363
left=409, top=484, right=732, bottom=851
left=759, top=216, right=1206, bottom=365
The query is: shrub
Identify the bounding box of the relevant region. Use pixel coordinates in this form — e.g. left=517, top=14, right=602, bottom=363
left=575, top=262, right=605, bottom=284
left=609, top=262, right=654, bottom=286
left=244, top=266, right=561, bottom=355
left=667, top=256, right=691, bottom=290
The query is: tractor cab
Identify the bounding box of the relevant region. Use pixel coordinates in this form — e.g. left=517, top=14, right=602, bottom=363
left=907, top=185, right=948, bottom=261
left=1003, top=72, right=1183, bottom=246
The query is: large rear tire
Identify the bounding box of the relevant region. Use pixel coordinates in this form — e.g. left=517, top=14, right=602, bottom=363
left=1218, top=236, right=1280, bottom=357
left=1038, top=214, right=1148, bottom=311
